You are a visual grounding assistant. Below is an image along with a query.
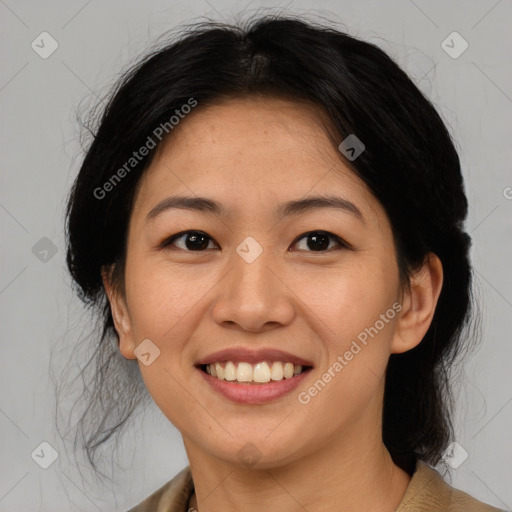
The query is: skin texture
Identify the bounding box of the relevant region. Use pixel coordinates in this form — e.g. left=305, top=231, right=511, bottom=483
left=103, top=96, right=443, bottom=511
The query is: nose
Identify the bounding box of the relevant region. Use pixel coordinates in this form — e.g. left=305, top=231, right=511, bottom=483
left=210, top=241, right=295, bottom=333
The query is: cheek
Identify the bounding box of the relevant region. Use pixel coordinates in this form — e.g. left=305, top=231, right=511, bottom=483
left=300, top=256, right=399, bottom=398
left=297, top=255, right=399, bottom=340
left=124, top=257, right=216, bottom=341
left=295, top=290, right=397, bottom=432
left=123, top=260, right=204, bottom=427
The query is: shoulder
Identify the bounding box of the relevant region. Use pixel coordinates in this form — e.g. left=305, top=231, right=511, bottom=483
left=396, top=460, right=505, bottom=512
left=127, top=466, right=194, bottom=512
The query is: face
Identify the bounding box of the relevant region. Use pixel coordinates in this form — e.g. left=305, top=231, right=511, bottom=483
left=106, top=96, right=432, bottom=469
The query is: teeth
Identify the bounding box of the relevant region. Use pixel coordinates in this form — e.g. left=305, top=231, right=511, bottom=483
left=215, top=362, right=224, bottom=380
left=270, top=361, right=283, bottom=381
left=253, top=362, right=271, bottom=383
left=224, top=361, right=237, bottom=381
left=205, top=361, right=305, bottom=383
left=283, top=362, right=294, bottom=379
left=236, top=362, right=253, bottom=382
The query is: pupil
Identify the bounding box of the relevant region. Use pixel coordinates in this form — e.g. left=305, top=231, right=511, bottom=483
left=186, top=232, right=209, bottom=250
left=308, top=232, right=329, bottom=251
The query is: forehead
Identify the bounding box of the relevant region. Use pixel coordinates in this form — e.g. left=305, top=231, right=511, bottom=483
left=155, top=96, right=344, bottom=174
left=133, top=96, right=382, bottom=223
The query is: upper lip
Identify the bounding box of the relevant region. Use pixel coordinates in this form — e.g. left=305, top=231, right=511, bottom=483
left=196, top=347, right=314, bottom=367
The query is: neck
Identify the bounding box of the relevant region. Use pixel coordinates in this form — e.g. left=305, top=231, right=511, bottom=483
left=184, top=423, right=410, bottom=512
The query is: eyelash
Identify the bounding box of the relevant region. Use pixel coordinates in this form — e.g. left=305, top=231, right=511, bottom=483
left=160, top=230, right=351, bottom=253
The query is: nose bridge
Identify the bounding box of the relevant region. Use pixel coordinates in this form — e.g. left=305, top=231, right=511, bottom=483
left=233, top=238, right=272, bottom=294
left=211, top=236, right=294, bottom=331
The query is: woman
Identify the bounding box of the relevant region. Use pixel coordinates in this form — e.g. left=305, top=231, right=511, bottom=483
left=65, top=14, right=504, bottom=511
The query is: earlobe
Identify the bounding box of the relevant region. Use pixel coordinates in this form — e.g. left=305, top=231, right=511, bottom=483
left=391, top=253, right=444, bottom=354
left=101, top=266, right=136, bottom=360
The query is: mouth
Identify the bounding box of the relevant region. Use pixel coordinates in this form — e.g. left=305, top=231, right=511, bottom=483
left=197, top=361, right=313, bottom=384
left=195, top=347, right=314, bottom=403
left=196, top=361, right=313, bottom=405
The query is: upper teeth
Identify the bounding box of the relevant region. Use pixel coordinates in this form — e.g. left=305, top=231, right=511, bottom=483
left=205, top=361, right=303, bottom=383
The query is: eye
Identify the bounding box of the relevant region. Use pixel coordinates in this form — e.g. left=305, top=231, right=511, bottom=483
left=161, top=230, right=218, bottom=251
left=290, top=231, right=350, bottom=252
left=160, top=230, right=350, bottom=253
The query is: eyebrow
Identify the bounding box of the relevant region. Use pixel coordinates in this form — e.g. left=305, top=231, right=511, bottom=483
left=145, top=194, right=364, bottom=223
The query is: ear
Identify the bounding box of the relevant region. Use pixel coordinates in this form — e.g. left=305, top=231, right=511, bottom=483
left=391, top=253, right=444, bottom=354
left=101, top=266, right=136, bottom=360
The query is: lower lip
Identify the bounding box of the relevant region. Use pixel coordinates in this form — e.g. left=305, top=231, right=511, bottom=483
left=197, top=367, right=312, bottom=404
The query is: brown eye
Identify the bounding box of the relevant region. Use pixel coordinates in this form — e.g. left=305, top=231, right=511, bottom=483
left=161, top=230, right=349, bottom=253
left=291, top=231, right=349, bottom=252
left=162, top=231, right=217, bottom=251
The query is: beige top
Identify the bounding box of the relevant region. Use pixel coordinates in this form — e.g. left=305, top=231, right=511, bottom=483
left=128, top=461, right=504, bottom=512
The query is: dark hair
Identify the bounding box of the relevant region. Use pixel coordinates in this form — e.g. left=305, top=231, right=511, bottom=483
left=64, top=13, right=474, bottom=474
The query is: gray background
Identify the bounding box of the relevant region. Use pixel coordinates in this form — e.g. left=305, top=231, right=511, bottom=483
left=1, top=0, right=511, bottom=510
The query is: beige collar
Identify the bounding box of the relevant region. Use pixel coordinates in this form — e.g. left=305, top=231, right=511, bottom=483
left=129, top=460, right=503, bottom=511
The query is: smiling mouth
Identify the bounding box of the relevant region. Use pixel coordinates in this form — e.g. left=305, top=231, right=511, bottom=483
left=198, top=361, right=313, bottom=384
